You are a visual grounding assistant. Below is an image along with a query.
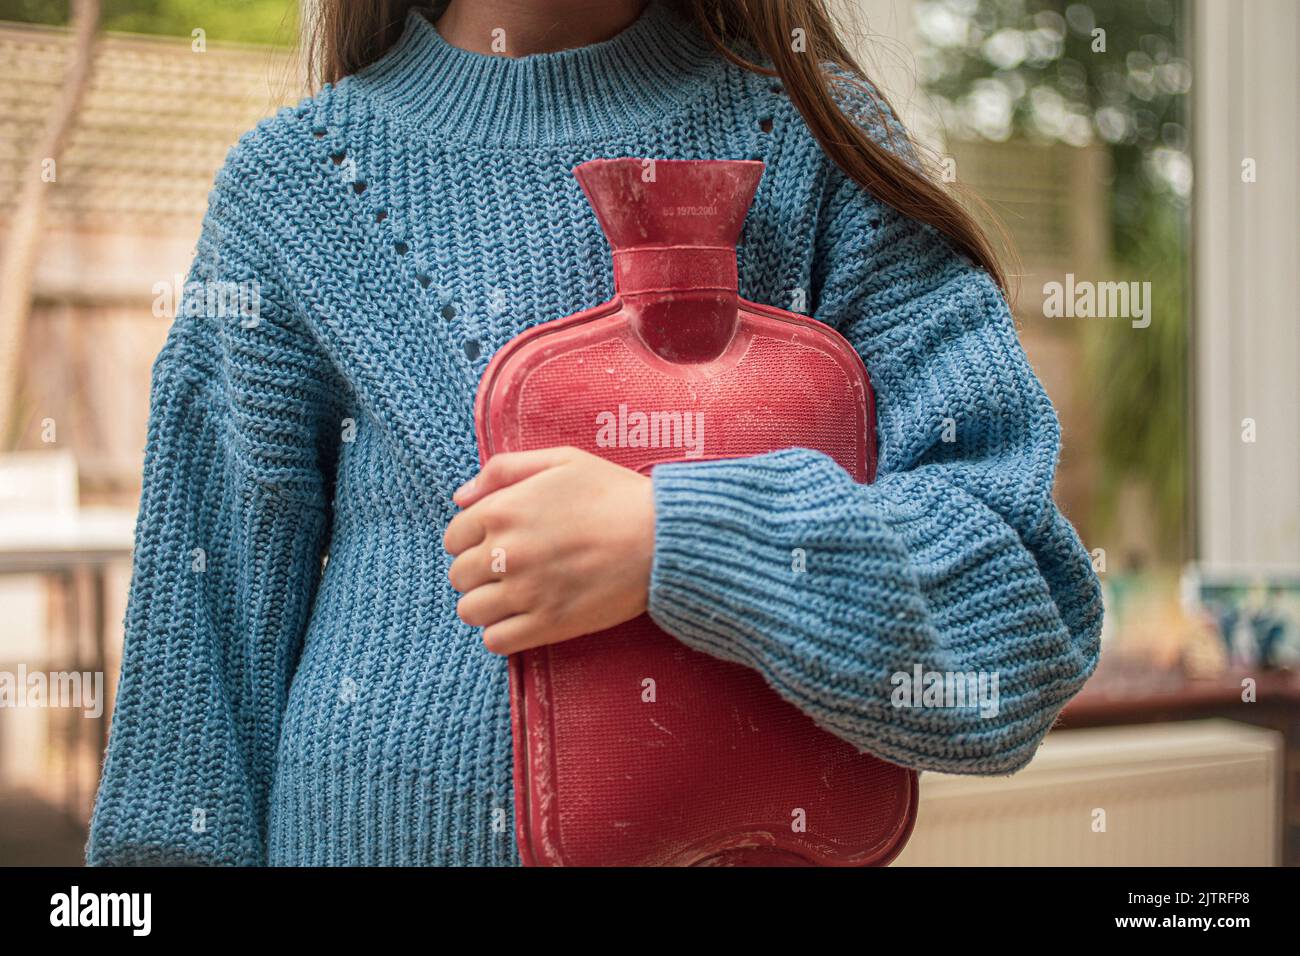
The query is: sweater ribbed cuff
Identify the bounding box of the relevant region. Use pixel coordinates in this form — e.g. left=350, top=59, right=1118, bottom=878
left=646, top=447, right=1101, bottom=775
left=648, top=448, right=849, bottom=668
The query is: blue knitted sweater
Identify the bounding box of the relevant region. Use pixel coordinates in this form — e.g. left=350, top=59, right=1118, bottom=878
left=88, top=2, right=1102, bottom=866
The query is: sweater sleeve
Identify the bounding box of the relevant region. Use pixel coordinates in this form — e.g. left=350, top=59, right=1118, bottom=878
left=87, top=156, right=343, bottom=865
left=647, top=165, right=1103, bottom=776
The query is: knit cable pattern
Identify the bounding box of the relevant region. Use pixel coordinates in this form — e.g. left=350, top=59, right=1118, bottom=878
left=88, top=2, right=1101, bottom=866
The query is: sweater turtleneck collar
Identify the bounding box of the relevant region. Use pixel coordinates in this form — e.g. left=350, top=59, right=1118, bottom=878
left=354, top=2, right=726, bottom=146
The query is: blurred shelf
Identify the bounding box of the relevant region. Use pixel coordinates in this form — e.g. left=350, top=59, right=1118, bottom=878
left=1065, top=665, right=1300, bottom=724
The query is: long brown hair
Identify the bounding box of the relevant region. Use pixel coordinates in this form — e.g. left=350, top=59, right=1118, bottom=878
left=307, top=0, right=1010, bottom=294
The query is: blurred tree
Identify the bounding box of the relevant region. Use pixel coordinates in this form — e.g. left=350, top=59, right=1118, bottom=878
left=0, top=0, right=99, bottom=443
left=0, top=0, right=298, bottom=46
left=914, top=0, right=1190, bottom=559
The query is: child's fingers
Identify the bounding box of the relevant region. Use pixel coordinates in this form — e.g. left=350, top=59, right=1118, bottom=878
left=447, top=541, right=501, bottom=593
left=454, top=582, right=515, bottom=629
left=442, top=507, right=486, bottom=556
left=453, top=446, right=579, bottom=505
left=481, top=613, right=560, bottom=656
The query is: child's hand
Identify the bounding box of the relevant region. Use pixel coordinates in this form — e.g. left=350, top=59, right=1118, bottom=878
left=444, top=447, right=655, bottom=654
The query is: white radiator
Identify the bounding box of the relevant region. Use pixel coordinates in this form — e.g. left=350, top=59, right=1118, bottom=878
left=893, top=719, right=1281, bottom=866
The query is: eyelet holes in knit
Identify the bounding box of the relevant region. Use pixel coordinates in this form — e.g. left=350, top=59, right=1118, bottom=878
left=315, top=128, right=477, bottom=370
left=759, top=117, right=774, bottom=133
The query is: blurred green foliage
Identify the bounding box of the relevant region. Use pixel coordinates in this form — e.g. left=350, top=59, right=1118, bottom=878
left=0, top=0, right=299, bottom=46
left=915, top=0, right=1190, bottom=559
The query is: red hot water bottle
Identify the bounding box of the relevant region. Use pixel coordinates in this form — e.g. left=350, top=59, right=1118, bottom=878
left=474, top=158, right=918, bottom=866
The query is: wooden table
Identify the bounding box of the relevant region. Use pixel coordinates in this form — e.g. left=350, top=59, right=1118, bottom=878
left=0, top=508, right=135, bottom=818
